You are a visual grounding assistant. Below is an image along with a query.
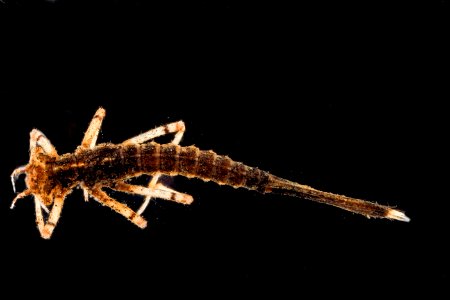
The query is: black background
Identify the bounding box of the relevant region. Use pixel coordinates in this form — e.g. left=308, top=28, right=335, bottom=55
left=0, top=1, right=448, bottom=297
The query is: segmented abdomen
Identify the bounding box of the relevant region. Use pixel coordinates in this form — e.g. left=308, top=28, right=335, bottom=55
left=54, top=141, right=401, bottom=221
left=140, top=142, right=270, bottom=193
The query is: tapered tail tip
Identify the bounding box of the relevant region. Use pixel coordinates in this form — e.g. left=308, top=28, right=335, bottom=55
left=386, top=209, right=410, bottom=222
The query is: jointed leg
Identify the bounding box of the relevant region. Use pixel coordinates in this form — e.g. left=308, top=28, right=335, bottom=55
left=122, top=120, right=185, bottom=145
left=34, top=194, right=49, bottom=213
left=80, top=107, right=106, bottom=149
left=35, top=195, right=66, bottom=239
left=80, top=182, right=91, bottom=202
left=122, top=120, right=186, bottom=215
left=29, top=129, right=58, bottom=157
left=146, top=183, right=194, bottom=204
left=137, top=175, right=159, bottom=215
left=109, top=182, right=194, bottom=205
left=87, top=186, right=147, bottom=229
left=34, top=197, right=45, bottom=235
left=78, top=108, right=107, bottom=199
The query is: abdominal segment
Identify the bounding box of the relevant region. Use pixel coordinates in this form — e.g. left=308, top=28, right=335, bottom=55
left=52, top=142, right=270, bottom=192
left=52, top=142, right=397, bottom=221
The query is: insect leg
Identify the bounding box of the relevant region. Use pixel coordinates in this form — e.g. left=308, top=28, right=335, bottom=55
left=34, top=196, right=46, bottom=235
left=26, top=129, right=66, bottom=239
left=109, top=182, right=193, bottom=205
left=121, top=120, right=185, bottom=145
left=39, top=195, right=66, bottom=239
left=87, top=186, right=147, bottom=229
left=78, top=108, right=107, bottom=198
left=152, top=183, right=194, bottom=205
left=121, top=120, right=186, bottom=214
left=137, top=175, right=159, bottom=215
left=80, top=107, right=106, bottom=149
left=29, top=129, right=58, bottom=157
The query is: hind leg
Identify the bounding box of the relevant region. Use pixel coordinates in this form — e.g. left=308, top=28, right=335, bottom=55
left=122, top=120, right=185, bottom=145
left=109, top=182, right=193, bottom=205
left=121, top=120, right=186, bottom=215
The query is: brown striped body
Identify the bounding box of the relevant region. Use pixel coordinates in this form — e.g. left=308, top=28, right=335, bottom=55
left=51, top=142, right=270, bottom=194
left=43, top=142, right=398, bottom=220
left=12, top=107, right=409, bottom=240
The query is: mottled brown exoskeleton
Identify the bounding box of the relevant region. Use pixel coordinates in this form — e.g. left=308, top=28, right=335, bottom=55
left=11, top=107, right=410, bottom=239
